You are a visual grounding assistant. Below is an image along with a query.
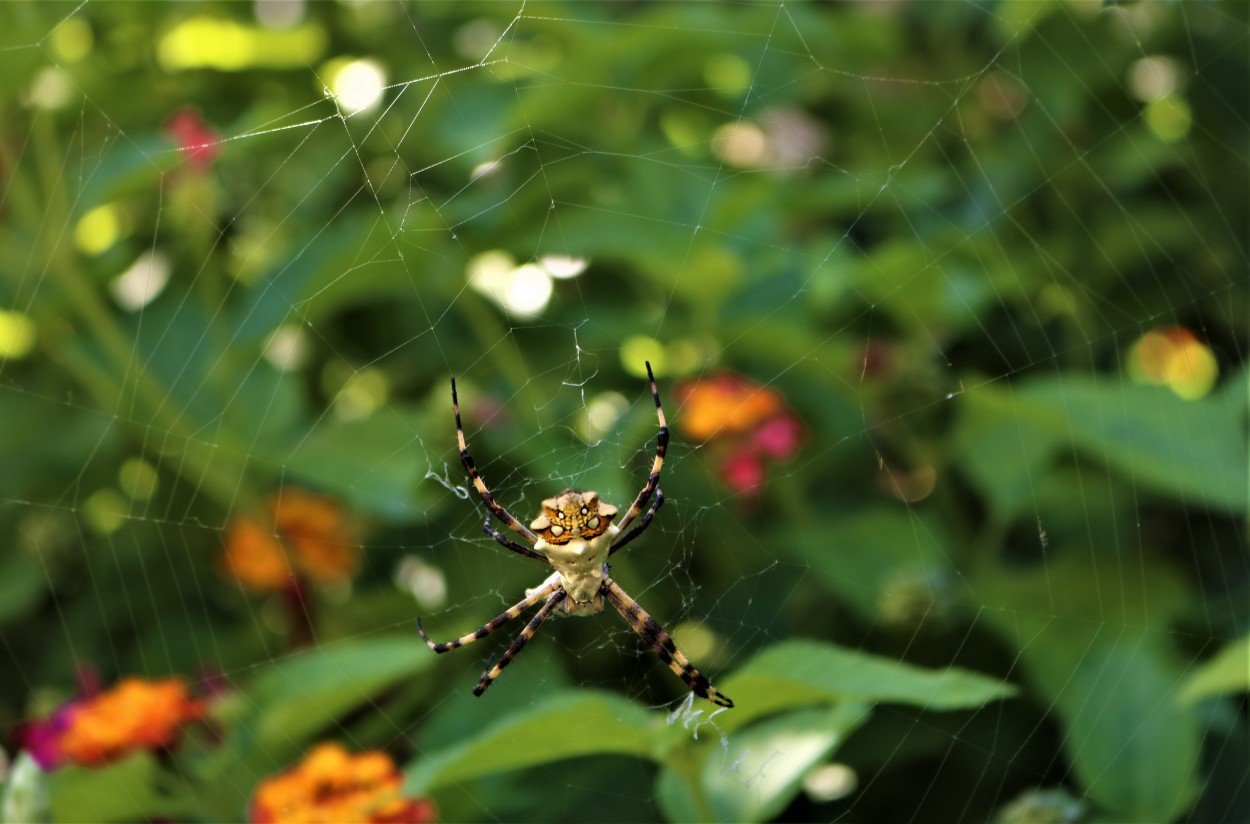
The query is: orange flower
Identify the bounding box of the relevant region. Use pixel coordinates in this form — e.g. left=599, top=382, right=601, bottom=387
left=676, top=374, right=785, bottom=442
left=40, top=677, right=203, bottom=767
left=224, top=489, right=358, bottom=592
left=251, top=742, right=435, bottom=824
left=676, top=373, right=804, bottom=496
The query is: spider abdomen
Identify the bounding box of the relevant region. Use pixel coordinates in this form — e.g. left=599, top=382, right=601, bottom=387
left=535, top=529, right=617, bottom=615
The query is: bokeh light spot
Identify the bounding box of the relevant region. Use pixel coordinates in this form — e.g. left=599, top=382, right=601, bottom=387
left=803, top=763, right=858, bottom=802
left=51, top=18, right=94, bottom=62
left=704, top=53, right=751, bottom=97
left=1128, top=56, right=1182, bottom=102
left=1128, top=326, right=1218, bottom=400
left=620, top=337, right=665, bottom=378
left=1145, top=95, right=1191, bottom=142
left=467, top=252, right=554, bottom=319
left=110, top=252, right=171, bottom=311
left=158, top=17, right=326, bottom=71
left=0, top=310, right=37, bottom=360
left=264, top=325, right=311, bottom=372
left=75, top=204, right=123, bottom=256
left=84, top=489, right=128, bottom=535
left=327, top=58, right=387, bottom=115
left=28, top=67, right=74, bottom=110
left=712, top=121, right=768, bottom=168
left=119, top=459, right=160, bottom=501
left=333, top=367, right=390, bottom=421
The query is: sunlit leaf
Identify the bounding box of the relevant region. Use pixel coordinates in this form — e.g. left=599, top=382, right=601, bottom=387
left=404, top=691, right=655, bottom=794
left=720, top=639, right=1016, bottom=732
left=243, top=636, right=432, bottom=752
left=655, top=703, right=872, bottom=824
left=1180, top=634, right=1250, bottom=704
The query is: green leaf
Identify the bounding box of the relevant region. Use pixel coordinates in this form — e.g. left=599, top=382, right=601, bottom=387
left=977, top=556, right=1202, bottom=821
left=956, top=375, right=1247, bottom=519
left=404, top=691, right=655, bottom=794
left=655, top=703, right=872, bottom=824
left=0, top=551, right=45, bottom=627
left=47, top=752, right=188, bottom=823
left=266, top=405, right=441, bottom=520
left=1179, top=634, right=1250, bottom=704
left=779, top=508, right=962, bottom=623
left=242, top=636, right=433, bottom=752
left=720, top=639, right=1016, bottom=732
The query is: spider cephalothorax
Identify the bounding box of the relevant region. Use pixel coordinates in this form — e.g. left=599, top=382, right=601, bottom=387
left=531, top=489, right=618, bottom=544
left=416, top=363, right=734, bottom=708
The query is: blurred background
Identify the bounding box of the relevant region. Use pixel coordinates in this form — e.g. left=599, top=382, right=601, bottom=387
left=0, top=1, right=1245, bottom=822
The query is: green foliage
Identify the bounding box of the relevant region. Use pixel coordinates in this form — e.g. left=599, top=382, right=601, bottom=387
left=404, top=640, right=1010, bottom=822
left=0, top=1, right=1245, bottom=823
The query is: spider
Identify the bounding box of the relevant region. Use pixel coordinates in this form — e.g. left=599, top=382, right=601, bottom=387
left=417, top=363, right=733, bottom=709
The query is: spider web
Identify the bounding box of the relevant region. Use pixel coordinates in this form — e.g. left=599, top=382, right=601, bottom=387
left=1, top=1, right=1246, bottom=822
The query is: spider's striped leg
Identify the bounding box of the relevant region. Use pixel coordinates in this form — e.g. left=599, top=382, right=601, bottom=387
left=609, top=487, right=664, bottom=557
left=483, top=518, right=550, bottom=565
left=614, top=362, right=668, bottom=534
left=417, top=580, right=558, bottom=654
left=452, top=377, right=538, bottom=543
left=474, top=589, right=567, bottom=697
left=602, top=578, right=733, bottom=709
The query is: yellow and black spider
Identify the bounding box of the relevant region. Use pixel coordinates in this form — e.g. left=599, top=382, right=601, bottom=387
left=417, top=362, right=734, bottom=708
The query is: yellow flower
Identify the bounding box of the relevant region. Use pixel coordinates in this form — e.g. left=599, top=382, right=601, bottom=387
left=250, top=742, right=435, bottom=824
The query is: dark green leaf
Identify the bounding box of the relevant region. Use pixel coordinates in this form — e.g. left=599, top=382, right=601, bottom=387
left=977, top=556, right=1202, bottom=820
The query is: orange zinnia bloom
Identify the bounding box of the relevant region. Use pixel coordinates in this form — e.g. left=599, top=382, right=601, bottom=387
left=54, top=677, right=203, bottom=767
left=676, top=373, right=804, bottom=496
left=676, top=373, right=785, bottom=442
left=251, top=742, right=435, bottom=824
left=223, top=489, right=358, bottom=592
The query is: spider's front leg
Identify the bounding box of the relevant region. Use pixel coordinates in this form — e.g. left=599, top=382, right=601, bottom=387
left=614, top=362, right=668, bottom=535
left=452, top=377, right=540, bottom=549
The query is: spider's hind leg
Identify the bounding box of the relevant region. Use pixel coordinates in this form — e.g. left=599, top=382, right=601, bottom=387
left=602, top=577, right=733, bottom=709
left=474, top=589, right=567, bottom=696
left=417, top=580, right=558, bottom=653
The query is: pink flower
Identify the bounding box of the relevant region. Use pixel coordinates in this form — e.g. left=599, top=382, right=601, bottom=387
left=751, top=413, right=803, bottom=461
left=165, top=108, right=220, bottom=171
left=721, top=450, right=766, bottom=494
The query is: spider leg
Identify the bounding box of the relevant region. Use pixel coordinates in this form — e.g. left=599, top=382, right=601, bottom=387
left=609, top=487, right=664, bottom=557
left=601, top=577, right=733, bottom=708
left=474, top=589, right=567, bottom=697
left=615, top=362, right=668, bottom=534
left=483, top=517, right=550, bottom=566
left=416, top=580, right=559, bottom=653
left=452, top=377, right=539, bottom=543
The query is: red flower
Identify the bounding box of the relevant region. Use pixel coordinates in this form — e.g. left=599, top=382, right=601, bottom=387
left=165, top=108, right=220, bottom=171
